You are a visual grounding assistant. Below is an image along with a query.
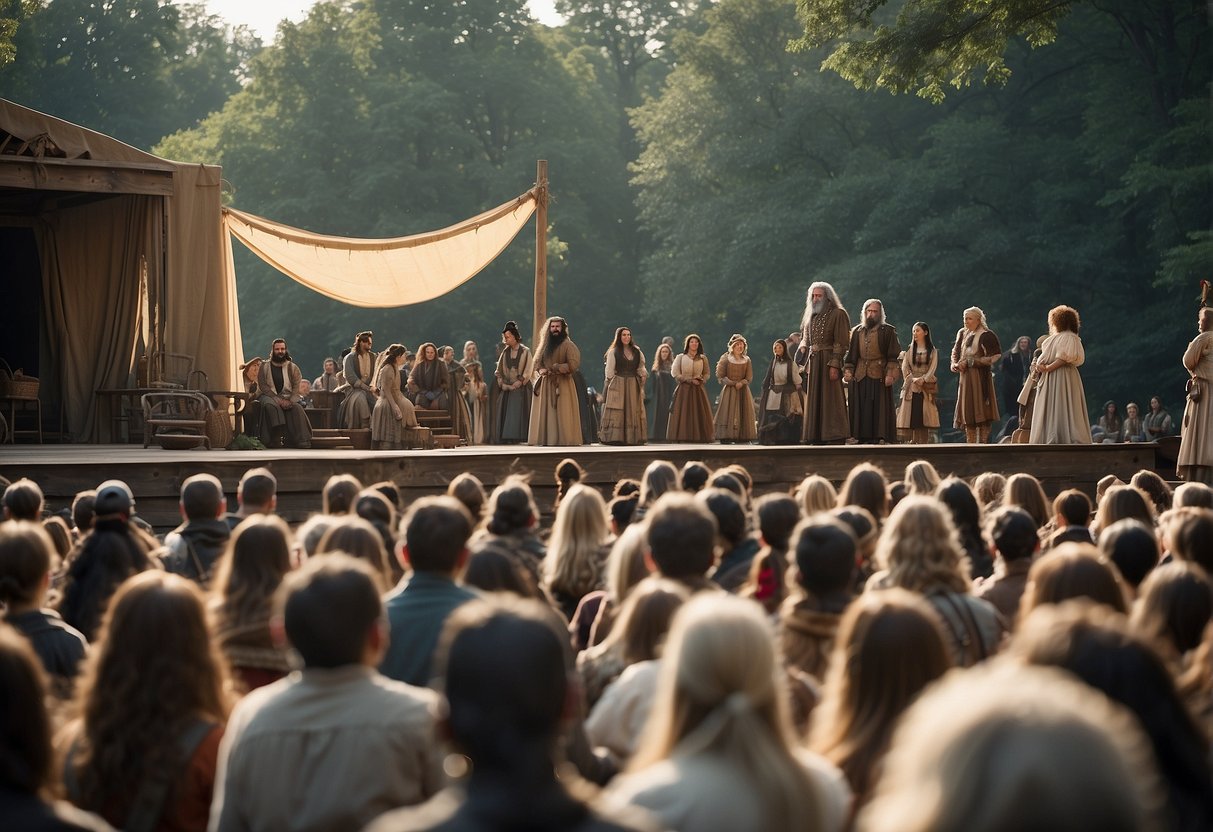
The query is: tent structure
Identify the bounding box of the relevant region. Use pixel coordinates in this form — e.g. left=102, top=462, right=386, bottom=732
left=0, top=99, right=241, bottom=443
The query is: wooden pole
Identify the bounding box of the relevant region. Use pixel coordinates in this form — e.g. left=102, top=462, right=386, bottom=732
left=533, top=160, right=548, bottom=349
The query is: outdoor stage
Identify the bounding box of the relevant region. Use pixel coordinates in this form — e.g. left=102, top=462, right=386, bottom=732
left=0, top=442, right=1161, bottom=531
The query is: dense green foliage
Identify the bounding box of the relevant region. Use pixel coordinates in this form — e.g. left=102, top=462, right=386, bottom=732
left=2, top=0, right=1207, bottom=417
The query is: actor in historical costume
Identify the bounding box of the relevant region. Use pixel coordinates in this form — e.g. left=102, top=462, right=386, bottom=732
left=337, top=331, right=377, bottom=430
left=492, top=321, right=532, bottom=444
left=296, top=379, right=313, bottom=409
left=1000, top=336, right=1032, bottom=418
left=1178, top=307, right=1213, bottom=484
left=408, top=343, right=449, bottom=410
left=1095, top=401, right=1123, bottom=443
left=370, top=344, right=419, bottom=450
left=950, top=306, right=1002, bottom=443
left=648, top=342, right=676, bottom=441
left=714, top=334, right=757, bottom=443
left=758, top=339, right=802, bottom=445
left=599, top=326, right=649, bottom=445
left=441, top=345, right=473, bottom=444
left=1122, top=402, right=1146, bottom=442
left=1029, top=305, right=1092, bottom=445
left=843, top=299, right=901, bottom=444
left=667, top=334, right=714, bottom=442
left=799, top=281, right=852, bottom=444
left=897, top=321, right=940, bottom=445
left=1144, top=395, right=1173, bottom=440
left=462, top=341, right=488, bottom=445
left=528, top=316, right=583, bottom=446
left=312, top=358, right=343, bottom=392
left=255, top=339, right=312, bottom=448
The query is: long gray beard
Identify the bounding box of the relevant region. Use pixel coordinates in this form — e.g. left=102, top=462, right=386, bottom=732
left=811, top=299, right=827, bottom=315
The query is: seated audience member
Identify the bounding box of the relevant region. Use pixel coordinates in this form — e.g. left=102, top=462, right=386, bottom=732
left=830, top=506, right=877, bottom=590
left=1131, top=561, right=1213, bottom=666
left=796, top=474, right=838, bottom=516
left=163, top=473, right=231, bottom=588
left=700, top=488, right=758, bottom=592
left=1131, top=469, right=1173, bottom=516
left=40, top=516, right=72, bottom=566
left=678, top=460, right=711, bottom=494
left=313, top=357, right=342, bottom=392
left=71, top=490, right=97, bottom=540
left=1143, top=394, right=1173, bottom=440
left=1018, top=543, right=1130, bottom=618
left=1174, top=481, right=1213, bottom=509
left=1095, top=474, right=1125, bottom=505
left=61, top=573, right=230, bottom=831
left=779, top=518, right=857, bottom=686
left=462, top=547, right=544, bottom=600
left=903, top=460, right=941, bottom=497
left=545, top=485, right=612, bottom=621
left=224, top=467, right=277, bottom=531
left=857, top=661, right=1164, bottom=832
left=1042, top=488, right=1094, bottom=550
left=407, top=343, right=449, bottom=409
left=644, top=492, right=719, bottom=594
left=469, top=477, right=547, bottom=587
left=632, top=460, right=681, bottom=524
left=296, top=514, right=338, bottom=559
left=1014, top=602, right=1213, bottom=830
left=0, top=522, right=87, bottom=695
left=869, top=496, right=1005, bottom=666
left=1122, top=402, right=1146, bottom=442
left=1159, top=506, right=1213, bottom=573
left=379, top=497, right=477, bottom=689
left=316, top=517, right=393, bottom=591
left=1001, top=473, right=1050, bottom=530
left=971, top=471, right=1006, bottom=510
left=936, top=477, right=993, bottom=579
left=209, top=515, right=295, bottom=692
left=574, top=522, right=651, bottom=651
left=211, top=556, right=443, bottom=830
left=607, top=493, right=639, bottom=535
left=0, top=624, right=110, bottom=831
left=741, top=493, right=802, bottom=613
left=58, top=480, right=159, bottom=641
left=446, top=472, right=487, bottom=522
left=367, top=600, right=651, bottom=832
left=322, top=473, right=362, bottom=515
left=811, top=590, right=953, bottom=811
left=296, top=378, right=313, bottom=408
left=836, top=463, right=889, bottom=526
left=1097, top=519, right=1159, bottom=595
left=1091, top=484, right=1154, bottom=539
left=2, top=478, right=43, bottom=522
left=354, top=489, right=401, bottom=583
left=1094, top=400, right=1123, bottom=443
left=975, top=506, right=1038, bottom=628
left=603, top=595, right=852, bottom=832
left=553, top=457, right=587, bottom=511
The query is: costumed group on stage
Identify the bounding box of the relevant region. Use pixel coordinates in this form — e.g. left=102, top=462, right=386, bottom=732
left=238, top=281, right=1213, bottom=480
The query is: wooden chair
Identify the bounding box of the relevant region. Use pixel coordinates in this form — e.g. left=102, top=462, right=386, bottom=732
left=148, top=351, right=207, bottom=390
left=142, top=391, right=213, bottom=449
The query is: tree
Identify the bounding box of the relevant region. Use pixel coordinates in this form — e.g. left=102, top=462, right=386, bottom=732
left=0, top=0, right=36, bottom=67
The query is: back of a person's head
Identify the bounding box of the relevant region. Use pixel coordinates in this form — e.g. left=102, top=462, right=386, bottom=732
left=0, top=623, right=52, bottom=795
left=278, top=554, right=382, bottom=668
left=0, top=521, right=54, bottom=608
left=722, top=464, right=753, bottom=493
left=857, top=660, right=1162, bottom=832
left=706, top=471, right=743, bottom=501
left=904, top=460, right=941, bottom=496
left=608, top=493, right=638, bottom=531
left=1131, top=561, right=1213, bottom=657
left=875, top=496, right=968, bottom=594
left=754, top=493, right=801, bottom=551
left=212, top=514, right=294, bottom=625
left=797, top=474, right=838, bottom=516
left=354, top=489, right=396, bottom=531
left=462, top=547, right=542, bottom=599
left=1174, top=481, right=1213, bottom=509
left=640, top=460, right=680, bottom=506
left=645, top=492, right=717, bottom=581
left=1097, top=519, right=1159, bottom=590
left=41, top=516, right=71, bottom=562
left=838, top=464, right=889, bottom=520
left=486, top=477, right=537, bottom=536
left=679, top=461, right=710, bottom=493
left=2, top=478, right=43, bottom=521
left=447, top=473, right=487, bottom=520
left=1020, top=544, right=1128, bottom=619
left=370, top=481, right=401, bottom=513
left=613, top=478, right=641, bottom=499
left=237, top=467, right=277, bottom=511
left=1161, top=506, right=1213, bottom=573
left=1130, top=469, right=1172, bottom=515
left=180, top=473, right=225, bottom=522
left=316, top=516, right=391, bottom=589
left=437, top=599, right=568, bottom=769
left=791, top=517, right=857, bottom=598
left=697, top=487, right=747, bottom=548
left=830, top=505, right=877, bottom=556
left=71, top=489, right=97, bottom=534
left=296, top=514, right=337, bottom=558
left=1094, top=485, right=1154, bottom=536
left=971, top=472, right=1006, bottom=508
left=1053, top=488, right=1092, bottom=527
left=401, top=496, right=473, bottom=574
left=605, top=576, right=689, bottom=666
left=987, top=506, right=1037, bottom=563
left=322, top=473, right=363, bottom=515
left=545, top=484, right=608, bottom=597
left=1002, top=473, right=1050, bottom=528
left=936, top=477, right=983, bottom=537
left=605, top=521, right=652, bottom=603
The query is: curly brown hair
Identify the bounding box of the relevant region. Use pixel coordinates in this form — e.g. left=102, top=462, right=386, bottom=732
left=67, top=572, right=232, bottom=813
left=1048, top=305, right=1081, bottom=334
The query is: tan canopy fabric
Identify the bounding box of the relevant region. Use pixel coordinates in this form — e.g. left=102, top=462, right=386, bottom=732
left=223, top=190, right=538, bottom=308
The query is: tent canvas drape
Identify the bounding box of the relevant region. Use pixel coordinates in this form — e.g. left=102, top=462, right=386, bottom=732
left=222, top=190, right=538, bottom=308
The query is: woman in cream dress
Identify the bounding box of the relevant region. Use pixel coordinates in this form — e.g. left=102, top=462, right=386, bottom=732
left=897, top=322, right=940, bottom=444
left=1029, top=305, right=1092, bottom=445
left=370, top=344, right=418, bottom=449
left=667, top=334, right=714, bottom=443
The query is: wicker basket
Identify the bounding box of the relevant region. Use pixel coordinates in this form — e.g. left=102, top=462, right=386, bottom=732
left=0, top=358, right=39, bottom=399
left=205, top=410, right=233, bottom=450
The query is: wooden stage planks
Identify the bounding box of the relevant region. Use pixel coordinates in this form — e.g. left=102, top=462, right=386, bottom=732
left=1, top=442, right=1159, bottom=531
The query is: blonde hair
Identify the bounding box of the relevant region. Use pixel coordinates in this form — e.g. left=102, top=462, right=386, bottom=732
left=544, top=484, right=609, bottom=600
left=972, top=472, right=1006, bottom=508
left=632, top=595, right=826, bottom=829
left=797, top=474, right=838, bottom=516
left=605, top=521, right=651, bottom=603
left=875, top=496, right=970, bottom=594
left=904, top=460, right=941, bottom=496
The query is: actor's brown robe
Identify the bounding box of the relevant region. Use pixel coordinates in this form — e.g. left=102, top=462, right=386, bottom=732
left=800, top=304, right=852, bottom=443
left=255, top=359, right=312, bottom=447
left=844, top=323, right=901, bottom=443
left=951, top=327, right=1002, bottom=428
left=528, top=339, right=584, bottom=446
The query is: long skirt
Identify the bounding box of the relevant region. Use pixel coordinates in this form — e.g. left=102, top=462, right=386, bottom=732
left=256, top=397, right=312, bottom=448
left=649, top=371, right=675, bottom=441
left=849, top=378, right=897, bottom=443
left=714, top=385, right=756, bottom=441
left=371, top=395, right=418, bottom=445
left=338, top=388, right=374, bottom=430
left=667, top=381, right=714, bottom=443
left=600, top=376, right=647, bottom=445
left=1029, top=366, right=1091, bottom=444
left=497, top=385, right=531, bottom=443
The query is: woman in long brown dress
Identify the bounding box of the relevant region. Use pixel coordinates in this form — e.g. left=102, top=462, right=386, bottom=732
left=950, top=306, right=1001, bottom=443
left=897, top=322, right=939, bottom=444
left=371, top=344, right=418, bottom=449
left=714, top=334, right=756, bottom=443
left=667, top=334, right=714, bottom=443
left=600, top=326, right=648, bottom=445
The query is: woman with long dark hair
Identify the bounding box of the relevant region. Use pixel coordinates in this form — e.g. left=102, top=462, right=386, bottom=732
left=600, top=326, right=649, bottom=445
left=758, top=339, right=802, bottom=445
left=897, top=322, right=938, bottom=445
left=371, top=343, right=418, bottom=450
left=60, top=572, right=232, bottom=831
left=649, top=342, right=676, bottom=441
left=667, top=334, right=714, bottom=443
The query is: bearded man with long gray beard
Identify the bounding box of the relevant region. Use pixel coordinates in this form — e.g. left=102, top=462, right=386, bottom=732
left=528, top=316, right=584, bottom=445
left=844, top=299, right=901, bottom=444
left=799, top=282, right=852, bottom=444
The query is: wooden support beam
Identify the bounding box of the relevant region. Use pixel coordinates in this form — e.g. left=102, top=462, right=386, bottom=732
left=533, top=159, right=548, bottom=349
left=0, top=157, right=175, bottom=196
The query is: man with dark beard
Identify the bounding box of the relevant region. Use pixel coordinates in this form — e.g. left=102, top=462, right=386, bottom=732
left=338, top=331, right=377, bottom=430
left=799, top=282, right=852, bottom=444
left=528, top=316, right=584, bottom=445
left=256, top=339, right=312, bottom=448
left=844, top=299, right=901, bottom=444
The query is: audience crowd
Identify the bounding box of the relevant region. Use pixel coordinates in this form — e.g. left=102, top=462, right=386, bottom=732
left=2, top=458, right=1212, bottom=831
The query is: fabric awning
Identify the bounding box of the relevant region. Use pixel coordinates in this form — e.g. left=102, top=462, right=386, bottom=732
left=222, top=189, right=538, bottom=308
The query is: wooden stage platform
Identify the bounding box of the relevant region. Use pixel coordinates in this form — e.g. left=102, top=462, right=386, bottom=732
left=0, top=442, right=1161, bottom=531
